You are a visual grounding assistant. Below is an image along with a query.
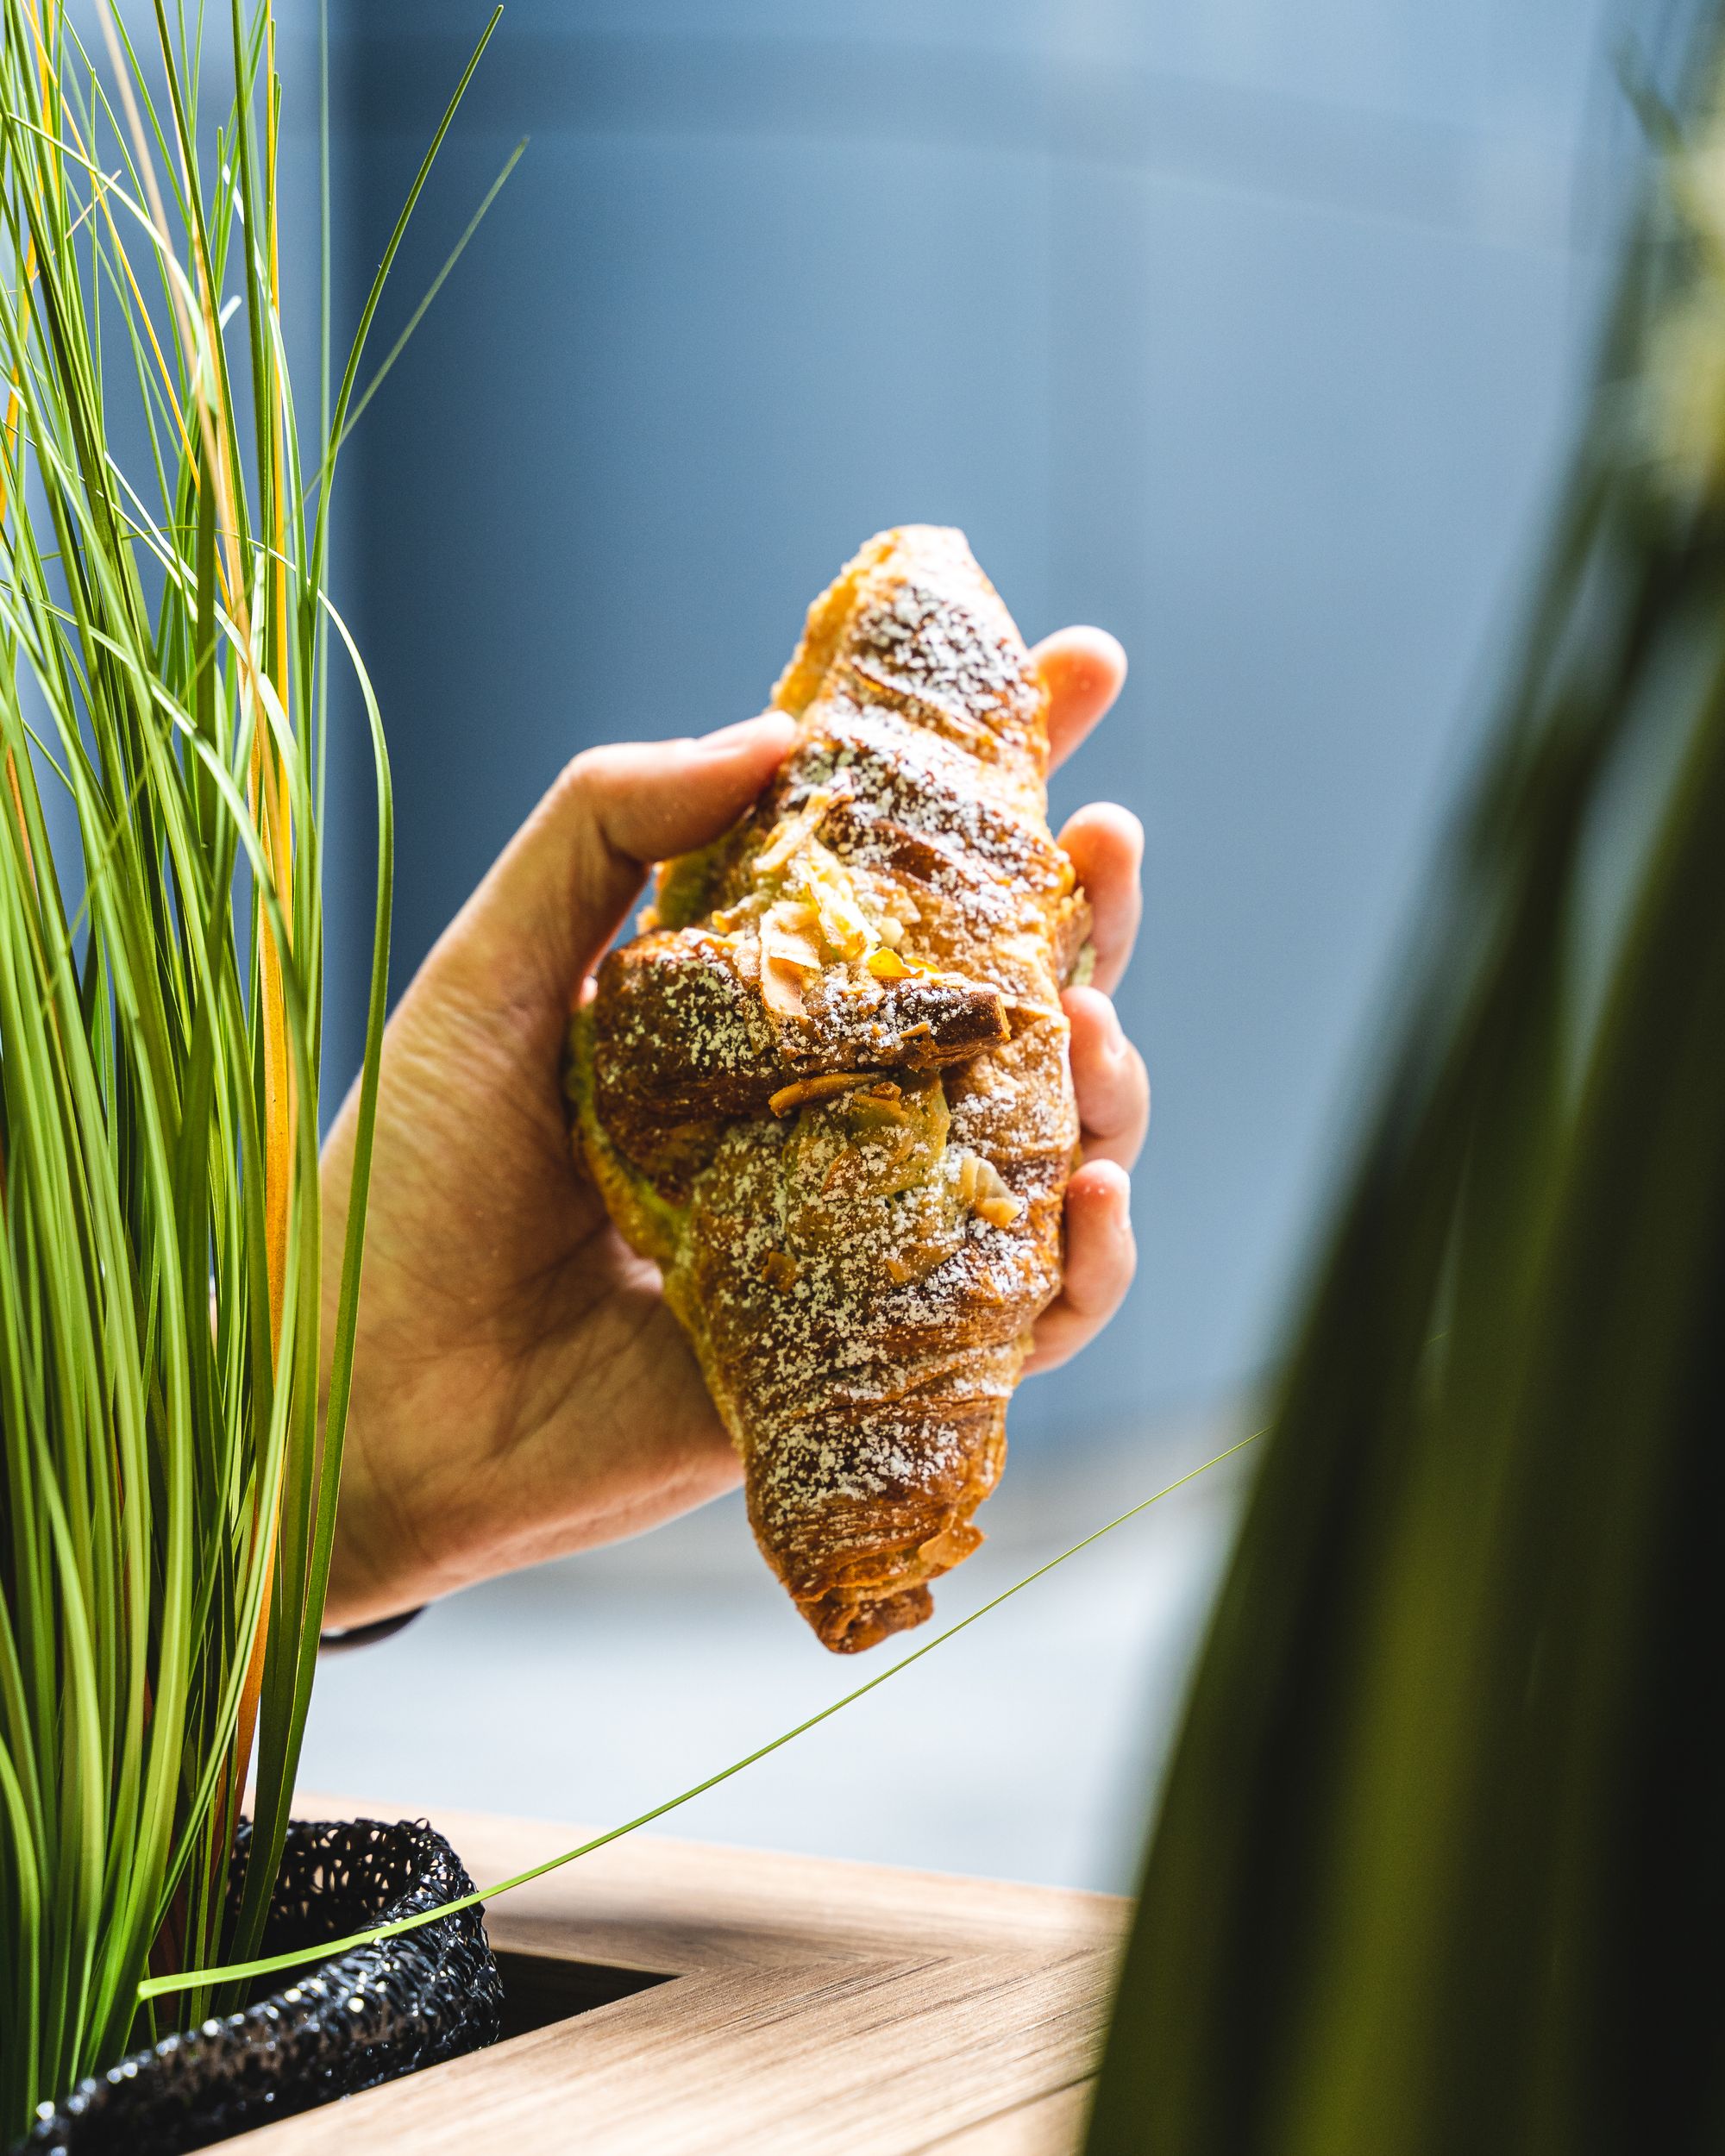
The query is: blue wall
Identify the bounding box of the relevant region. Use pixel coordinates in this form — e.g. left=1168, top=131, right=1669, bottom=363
left=329, top=1, right=1625, bottom=1439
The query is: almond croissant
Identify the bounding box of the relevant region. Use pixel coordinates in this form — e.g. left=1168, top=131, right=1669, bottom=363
left=566, top=528, right=1089, bottom=1651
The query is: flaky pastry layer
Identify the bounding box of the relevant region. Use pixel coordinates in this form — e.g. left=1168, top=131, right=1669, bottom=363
left=567, top=528, right=1087, bottom=1651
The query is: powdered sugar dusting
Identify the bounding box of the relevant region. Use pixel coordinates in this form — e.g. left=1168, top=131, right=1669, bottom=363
left=577, top=527, right=1086, bottom=1651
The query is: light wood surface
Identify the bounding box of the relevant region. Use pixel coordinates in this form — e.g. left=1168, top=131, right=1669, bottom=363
left=235, top=1796, right=1126, bottom=2155
left=920, top=2085, right=1095, bottom=2154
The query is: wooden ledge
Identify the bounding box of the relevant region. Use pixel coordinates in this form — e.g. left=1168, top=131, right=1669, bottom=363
left=237, top=1796, right=1127, bottom=2155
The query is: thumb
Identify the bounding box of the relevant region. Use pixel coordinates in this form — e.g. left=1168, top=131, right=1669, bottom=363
left=437, top=711, right=796, bottom=1010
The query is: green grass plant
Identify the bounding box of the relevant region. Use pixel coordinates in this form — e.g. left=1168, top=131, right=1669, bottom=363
left=0, top=1, right=492, bottom=2131
left=129, top=1431, right=1264, bottom=2008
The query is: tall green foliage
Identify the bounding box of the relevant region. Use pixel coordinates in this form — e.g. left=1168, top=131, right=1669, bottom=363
left=0, top=1, right=411, bottom=2129
left=1090, top=26, right=1725, bottom=2156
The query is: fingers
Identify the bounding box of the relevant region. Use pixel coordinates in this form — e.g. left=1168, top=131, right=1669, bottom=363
left=474, top=711, right=797, bottom=997
left=1067, top=986, right=1149, bottom=1171
left=1033, top=625, right=1127, bottom=771
left=552, top=713, right=797, bottom=932
left=1058, top=802, right=1143, bottom=994
left=1025, top=1160, right=1136, bottom=1375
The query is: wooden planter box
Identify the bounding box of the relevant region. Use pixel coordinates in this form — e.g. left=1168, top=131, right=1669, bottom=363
left=239, top=1796, right=1127, bottom=2154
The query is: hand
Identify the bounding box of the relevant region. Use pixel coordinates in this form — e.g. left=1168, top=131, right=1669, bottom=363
left=320, top=629, right=1147, bottom=1625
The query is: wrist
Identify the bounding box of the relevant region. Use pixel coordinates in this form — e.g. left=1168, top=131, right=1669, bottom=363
left=319, top=1604, right=425, bottom=1652
left=323, top=1440, right=447, bottom=1630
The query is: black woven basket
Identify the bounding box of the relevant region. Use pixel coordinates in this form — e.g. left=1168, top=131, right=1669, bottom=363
left=18, top=1817, right=503, bottom=2156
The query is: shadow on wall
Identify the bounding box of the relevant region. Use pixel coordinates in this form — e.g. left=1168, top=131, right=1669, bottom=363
left=326, top=0, right=1621, bottom=1441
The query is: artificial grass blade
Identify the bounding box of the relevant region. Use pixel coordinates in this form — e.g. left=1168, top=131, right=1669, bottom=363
left=0, top=1, right=480, bottom=2125
left=135, top=1432, right=1265, bottom=2007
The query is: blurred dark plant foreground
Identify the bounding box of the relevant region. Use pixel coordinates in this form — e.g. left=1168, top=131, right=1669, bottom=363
left=1090, top=17, right=1725, bottom=2156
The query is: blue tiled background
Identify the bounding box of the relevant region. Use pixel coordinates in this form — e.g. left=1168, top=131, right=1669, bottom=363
left=295, top=0, right=1681, bottom=1888
left=321, top=0, right=1626, bottom=1433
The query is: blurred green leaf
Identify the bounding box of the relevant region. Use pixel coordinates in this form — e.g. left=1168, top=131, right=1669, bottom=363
left=1090, top=22, right=1725, bottom=2156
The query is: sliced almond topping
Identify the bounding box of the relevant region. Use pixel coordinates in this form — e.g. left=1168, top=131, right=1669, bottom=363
left=958, top=1151, right=1024, bottom=1228
left=711, top=894, right=762, bottom=932
left=756, top=782, right=844, bottom=874
left=867, top=945, right=938, bottom=981
left=801, top=847, right=872, bottom=960
left=768, top=1071, right=875, bottom=1116
left=760, top=901, right=822, bottom=966
left=1001, top=994, right=1063, bottom=1027
left=761, top=955, right=808, bottom=1019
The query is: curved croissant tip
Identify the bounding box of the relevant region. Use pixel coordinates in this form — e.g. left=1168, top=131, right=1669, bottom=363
left=803, top=1583, right=935, bottom=1654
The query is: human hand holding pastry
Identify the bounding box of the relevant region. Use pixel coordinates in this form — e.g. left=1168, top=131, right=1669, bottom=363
left=572, top=530, right=1138, bottom=1647
left=320, top=559, right=1147, bottom=1633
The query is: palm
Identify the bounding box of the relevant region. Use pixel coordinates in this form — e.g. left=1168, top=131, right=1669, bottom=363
left=323, top=927, right=733, bottom=1617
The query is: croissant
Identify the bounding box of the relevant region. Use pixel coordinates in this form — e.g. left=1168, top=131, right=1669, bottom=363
left=566, top=528, right=1089, bottom=1651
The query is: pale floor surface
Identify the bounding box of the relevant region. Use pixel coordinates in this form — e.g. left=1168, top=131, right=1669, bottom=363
left=296, top=1415, right=1249, bottom=1894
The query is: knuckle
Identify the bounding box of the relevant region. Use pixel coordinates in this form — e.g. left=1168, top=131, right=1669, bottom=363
left=553, top=742, right=629, bottom=802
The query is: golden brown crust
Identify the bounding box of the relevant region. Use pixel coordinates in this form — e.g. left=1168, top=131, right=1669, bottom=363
left=567, top=528, right=1086, bottom=1651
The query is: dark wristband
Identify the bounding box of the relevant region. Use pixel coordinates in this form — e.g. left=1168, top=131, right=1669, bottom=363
left=318, top=1606, right=425, bottom=1654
